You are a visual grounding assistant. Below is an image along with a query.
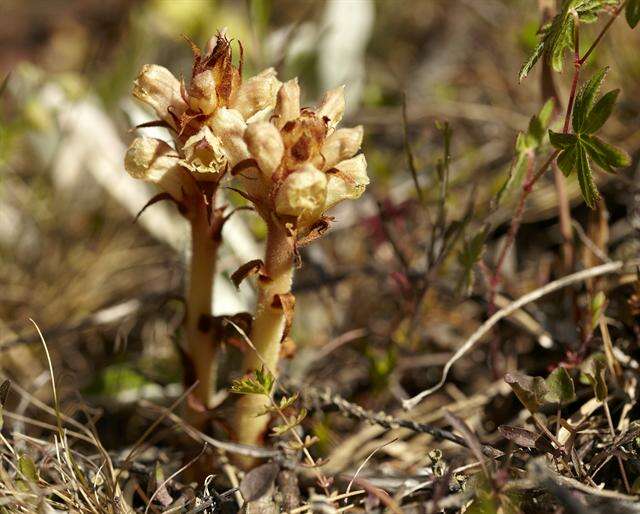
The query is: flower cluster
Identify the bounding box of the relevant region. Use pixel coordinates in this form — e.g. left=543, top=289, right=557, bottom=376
left=124, top=31, right=368, bottom=227
left=124, top=31, right=281, bottom=199
left=239, top=79, right=368, bottom=231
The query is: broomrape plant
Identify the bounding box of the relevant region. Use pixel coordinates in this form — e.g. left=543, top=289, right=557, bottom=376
left=124, top=31, right=368, bottom=451
left=230, top=78, right=368, bottom=450
left=124, top=31, right=281, bottom=418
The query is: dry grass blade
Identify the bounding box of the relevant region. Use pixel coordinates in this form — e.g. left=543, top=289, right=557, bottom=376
left=403, top=260, right=639, bottom=409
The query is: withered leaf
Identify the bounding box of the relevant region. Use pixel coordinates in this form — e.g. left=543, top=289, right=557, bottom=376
left=271, top=293, right=296, bottom=341
left=240, top=462, right=280, bottom=502
left=230, top=158, right=259, bottom=176
left=498, top=425, right=540, bottom=448
left=231, top=259, right=268, bottom=289
left=505, top=372, right=548, bottom=413
left=134, top=192, right=180, bottom=221
left=0, top=380, right=9, bottom=407
left=297, top=217, right=333, bottom=247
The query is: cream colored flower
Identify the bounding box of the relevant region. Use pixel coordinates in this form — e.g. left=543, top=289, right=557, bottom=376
left=275, top=164, right=327, bottom=222
left=133, top=32, right=280, bottom=146
left=325, top=153, right=369, bottom=209
left=240, top=81, right=368, bottom=228
left=124, top=137, right=198, bottom=201
left=126, top=31, right=282, bottom=200
left=133, top=64, right=188, bottom=131
left=244, top=121, right=284, bottom=178
left=181, top=126, right=226, bottom=176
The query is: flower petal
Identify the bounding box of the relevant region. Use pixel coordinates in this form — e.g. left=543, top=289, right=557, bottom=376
left=208, top=107, right=249, bottom=166
left=324, top=153, right=368, bottom=210
left=275, top=164, right=327, bottom=223
left=233, top=68, right=281, bottom=120
left=124, top=137, right=197, bottom=200
left=188, top=70, right=218, bottom=115
left=133, top=64, right=188, bottom=130
left=182, top=126, right=226, bottom=176
left=244, top=121, right=284, bottom=178
left=315, top=125, right=363, bottom=170
left=316, top=85, right=345, bottom=131
left=274, top=78, right=300, bottom=129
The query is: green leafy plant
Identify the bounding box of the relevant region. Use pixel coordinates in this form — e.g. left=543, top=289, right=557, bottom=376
left=626, top=0, right=640, bottom=27
left=548, top=68, right=630, bottom=207
left=520, top=0, right=618, bottom=80
left=230, top=368, right=330, bottom=490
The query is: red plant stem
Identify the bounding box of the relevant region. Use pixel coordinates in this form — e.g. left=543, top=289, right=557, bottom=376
left=486, top=5, right=625, bottom=375
left=488, top=152, right=535, bottom=314
left=579, top=2, right=626, bottom=66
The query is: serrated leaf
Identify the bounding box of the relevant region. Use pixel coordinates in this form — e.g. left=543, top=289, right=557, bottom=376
left=549, top=131, right=577, bottom=149
left=519, top=42, right=544, bottom=82
left=271, top=408, right=308, bottom=437
left=626, top=0, right=640, bottom=28
left=279, top=393, right=299, bottom=410
left=550, top=15, right=574, bottom=72
left=545, top=367, right=576, bottom=403
left=521, top=2, right=617, bottom=79
left=573, top=67, right=608, bottom=133
left=576, top=142, right=599, bottom=208
left=505, top=372, right=548, bottom=413
left=583, top=89, right=619, bottom=134
left=230, top=367, right=275, bottom=396
left=581, top=135, right=631, bottom=172
left=557, top=145, right=578, bottom=176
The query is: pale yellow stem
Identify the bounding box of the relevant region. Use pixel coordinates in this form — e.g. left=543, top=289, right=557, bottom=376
left=185, top=200, right=218, bottom=414
left=233, top=220, right=294, bottom=454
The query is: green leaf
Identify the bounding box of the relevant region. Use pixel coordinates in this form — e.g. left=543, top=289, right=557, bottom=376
left=582, top=353, right=608, bottom=401
left=576, top=142, right=599, bottom=208
left=590, top=291, right=607, bottom=330
left=457, top=229, right=487, bottom=294
left=545, top=367, right=576, bottom=403
left=519, top=42, right=544, bottom=82
left=582, top=89, right=619, bottom=134
left=230, top=367, right=275, bottom=396
left=550, top=14, right=574, bottom=72
left=626, top=0, right=640, bottom=28
left=505, top=372, right=548, bottom=413
left=18, top=455, right=38, bottom=482
left=271, top=408, right=308, bottom=437
left=557, top=145, right=578, bottom=176
left=520, top=2, right=618, bottom=79
left=524, top=99, right=555, bottom=147
left=538, top=98, right=555, bottom=128
left=549, top=131, right=577, bottom=149
left=572, top=67, right=608, bottom=133
left=581, top=135, right=631, bottom=172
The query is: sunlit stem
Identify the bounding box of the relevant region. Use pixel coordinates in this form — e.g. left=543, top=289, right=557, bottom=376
left=234, top=218, right=294, bottom=457
left=185, top=195, right=219, bottom=423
